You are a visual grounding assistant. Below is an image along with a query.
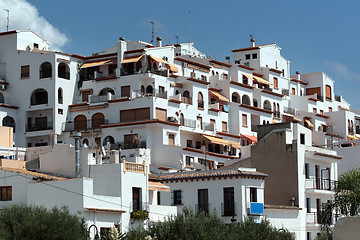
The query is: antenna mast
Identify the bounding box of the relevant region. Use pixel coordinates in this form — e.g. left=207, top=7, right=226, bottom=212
left=147, top=20, right=155, bottom=45
left=3, top=9, right=9, bottom=32
left=174, top=35, right=179, bottom=44
left=189, top=10, right=191, bottom=43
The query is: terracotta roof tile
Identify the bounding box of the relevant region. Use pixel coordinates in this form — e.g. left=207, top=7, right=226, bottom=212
left=0, top=167, right=67, bottom=181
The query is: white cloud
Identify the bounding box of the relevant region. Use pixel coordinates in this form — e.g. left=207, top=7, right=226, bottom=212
left=324, top=61, right=360, bottom=82
left=0, top=0, right=68, bottom=51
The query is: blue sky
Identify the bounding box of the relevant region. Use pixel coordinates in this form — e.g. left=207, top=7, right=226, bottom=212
left=2, top=0, right=360, bottom=108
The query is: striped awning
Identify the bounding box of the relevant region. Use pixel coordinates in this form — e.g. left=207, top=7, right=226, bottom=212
left=243, top=73, right=253, bottom=80
left=166, top=64, right=179, bottom=73
left=209, top=91, right=229, bottom=102
left=81, top=60, right=113, bottom=69
left=203, top=135, right=241, bottom=149
left=150, top=55, right=168, bottom=64
left=253, top=76, right=272, bottom=85
left=120, top=55, right=144, bottom=64
left=304, top=119, right=314, bottom=128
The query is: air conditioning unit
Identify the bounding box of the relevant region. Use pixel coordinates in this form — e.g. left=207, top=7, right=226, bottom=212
left=167, top=116, right=177, bottom=122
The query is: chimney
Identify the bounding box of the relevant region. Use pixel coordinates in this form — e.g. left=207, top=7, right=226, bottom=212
left=156, top=37, right=162, bottom=47
left=74, top=132, right=81, bottom=178
left=250, top=38, right=255, bottom=47
left=225, top=56, right=230, bottom=64
left=117, top=37, right=127, bottom=75
left=296, top=71, right=301, bottom=80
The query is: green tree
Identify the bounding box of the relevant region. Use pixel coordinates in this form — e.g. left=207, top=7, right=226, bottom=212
left=317, top=168, right=360, bottom=239
left=0, top=205, right=88, bottom=240
left=124, top=208, right=294, bottom=240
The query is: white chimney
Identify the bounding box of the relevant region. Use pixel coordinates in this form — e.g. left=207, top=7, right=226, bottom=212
left=156, top=37, right=162, bottom=47
left=225, top=56, right=230, bottom=64
left=296, top=71, right=301, bottom=80
left=250, top=38, right=255, bottom=47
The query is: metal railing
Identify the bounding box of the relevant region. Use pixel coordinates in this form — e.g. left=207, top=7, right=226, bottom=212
left=282, top=89, right=289, bottom=96
left=305, top=178, right=337, bottom=191
left=306, top=212, right=319, bottom=224
left=195, top=204, right=210, bottom=214
left=26, top=121, right=53, bottom=132
left=90, top=95, right=109, bottom=103
left=182, top=118, right=196, bottom=128
left=119, top=141, right=146, bottom=150
left=221, top=202, right=236, bottom=216
left=132, top=89, right=167, bottom=99
left=202, top=122, right=215, bottom=131
left=40, top=70, right=52, bottom=79
left=131, top=201, right=149, bottom=212
left=58, top=71, right=70, bottom=80
left=283, top=106, right=296, bottom=115
left=63, top=119, right=109, bottom=131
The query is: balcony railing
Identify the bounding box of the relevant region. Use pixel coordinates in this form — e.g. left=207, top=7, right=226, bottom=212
left=123, top=159, right=146, bottom=174
left=63, top=119, right=109, bottom=131
left=202, top=122, right=215, bottom=131
left=181, top=118, right=196, bottom=128
left=195, top=203, right=210, bottom=214
left=117, top=141, right=146, bottom=150
left=282, top=89, right=289, bottom=96
left=181, top=96, right=192, bottom=104
left=305, top=178, right=337, bottom=191
left=131, top=201, right=149, bottom=212
left=132, top=89, right=167, bottom=99
left=306, top=212, right=319, bottom=224
left=26, top=121, right=53, bottom=132
left=221, top=202, right=236, bottom=216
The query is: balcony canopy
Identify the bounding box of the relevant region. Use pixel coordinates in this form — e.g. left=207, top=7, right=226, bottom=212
left=209, top=91, right=229, bottom=103
left=242, top=73, right=253, bottom=80
left=253, top=76, right=272, bottom=85
left=202, top=135, right=241, bottom=149
left=150, top=55, right=179, bottom=73
left=304, top=119, right=314, bottom=128
left=81, top=59, right=114, bottom=69
left=149, top=181, right=170, bottom=192
left=120, top=55, right=144, bottom=64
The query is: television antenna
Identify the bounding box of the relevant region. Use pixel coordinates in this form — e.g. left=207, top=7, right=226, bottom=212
left=174, top=35, right=179, bottom=44
left=147, top=20, right=155, bottom=45
left=3, top=9, right=9, bottom=32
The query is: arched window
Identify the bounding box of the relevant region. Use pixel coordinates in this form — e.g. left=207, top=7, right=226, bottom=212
left=58, top=62, right=70, bottom=80
left=273, top=103, right=276, bottom=113
left=175, top=90, right=179, bottom=95
left=141, top=85, right=145, bottom=94
left=99, top=88, right=115, bottom=96
left=92, top=113, right=105, bottom=128
left=211, top=71, right=214, bottom=76
left=58, top=88, right=63, bottom=104
left=74, top=115, right=87, bottom=130
left=263, top=120, right=266, bottom=125
left=183, top=91, right=190, bottom=98
left=2, top=116, right=15, bottom=133
left=83, top=138, right=89, bottom=146
left=39, top=62, right=52, bottom=78
left=325, top=85, right=332, bottom=101
left=242, top=95, right=250, bottom=105
left=197, top=92, right=204, bottom=108
left=0, top=92, right=4, bottom=103
left=232, top=92, right=240, bottom=103
left=318, top=126, right=323, bottom=132
left=263, top=100, right=271, bottom=111
left=146, top=85, right=153, bottom=94
left=277, top=103, right=280, bottom=113
left=180, top=113, right=184, bottom=126
left=103, top=136, right=115, bottom=146
left=253, top=99, right=258, bottom=107
left=31, top=88, right=48, bottom=105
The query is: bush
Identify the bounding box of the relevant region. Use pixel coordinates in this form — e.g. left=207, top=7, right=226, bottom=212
left=0, top=205, right=88, bottom=240
left=131, top=210, right=149, bottom=221
left=124, top=208, right=294, bottom=240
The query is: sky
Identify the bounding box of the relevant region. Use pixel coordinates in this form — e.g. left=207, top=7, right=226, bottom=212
left=0, top=0, right=360, bottom=108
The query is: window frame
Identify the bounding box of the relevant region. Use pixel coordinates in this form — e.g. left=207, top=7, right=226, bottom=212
left=0, top=186, right=12, bottom=201
left=21, top=65, right=30, bottom=78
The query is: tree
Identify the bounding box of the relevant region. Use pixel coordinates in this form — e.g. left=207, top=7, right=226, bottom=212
left=0, top=205, right=88, bottom=240
left=317, top=168, right=360, bottom=239
left=124, top=208, right=294, bottom=240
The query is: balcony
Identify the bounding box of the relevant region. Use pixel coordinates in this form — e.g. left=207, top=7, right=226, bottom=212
left=90, top=95, right=109, bottom=103
left=221, top=202, right=236, bottom=216
left=110, top=141, right=146, bottom=150
left=305, top=178, right=337, bottom=191
left=306, top=212, right=339, bottom=225
left=131, top=201, right=149, bottom=212
left=121, top=68, right=168, bottom=78
left=195, top=203, right=210, bottom=214
left=132, top=89, right=167, bottom=99
left=63, top=119, right=109, bottom=131
left=181, top=118, right=196, bottom=128
left=202, top=122, right=215, bottom=131
left=124, top=159, right=146, bottom=175
left=283, top=106, right=296, bottom=115
left=26, top=121, right=53, bottom=132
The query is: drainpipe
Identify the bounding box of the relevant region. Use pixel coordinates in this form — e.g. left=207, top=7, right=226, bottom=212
left=74, top=132, right=81, bottom=178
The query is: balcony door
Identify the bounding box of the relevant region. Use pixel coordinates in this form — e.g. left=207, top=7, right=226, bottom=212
left=223, top=187, right=234, bottom=216
left=132, top=187, right=141, bottom=211
left=35, top=117, right=47, bottom=130
left=198, top=189, right=209, bottom=213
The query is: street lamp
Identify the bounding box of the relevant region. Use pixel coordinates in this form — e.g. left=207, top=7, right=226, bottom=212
left=89, top=224, right=100, bottom=240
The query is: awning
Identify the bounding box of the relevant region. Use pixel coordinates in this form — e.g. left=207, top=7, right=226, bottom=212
left=304, top=119, right=314, bottom=128
left=150, top=55, right=168, bottom=64
left=120, top=55, right=144, bottom=64
left=347, top=135, right=359, bottom=140
left=166, top=64, right=179, bottom=73
left=209, top=91, right=229, bottom=103
left=272, top=119, right=279, bottom=124
left=253, top=76, right=272, bottom=85
left=149, top=181, right=170, bottom=192
left=243, top=73, right=253, bottom=80
left=322, top=123, right=328, bottom=127
left=81, top=60, right=112, bottom=69
left=241, top=134, right=257, bottom=143
left=202, top=135, right=241, bottom=149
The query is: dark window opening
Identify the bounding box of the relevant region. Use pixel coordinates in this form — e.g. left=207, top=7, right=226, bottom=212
left=173, top=190, right=182, bottom=205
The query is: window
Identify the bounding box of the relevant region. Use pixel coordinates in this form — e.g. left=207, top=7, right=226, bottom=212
left=173, top=190, right=182, bottom=205
left=121, top=86, right=130, bottom=97
left=185, top=156, right=192, bottom=166
left=328, top=107, right=332, bottom=112
left=198, top=189, right=209, bottom=213
left=30, top=88, right=48, bottom=105
left=58, top=88, right=63, bottom=104
left=187, top=140, right=193, bottom=148
left=33, top=43, right=39, bottom=49
left=313, top=108, right=317, bottom=113
left=252, top=53, right=257, bottom=59
left=120, top=108, right=150, bottom=123
left=168, top=134, right=175, bottom=145
left=58, top=62, right=70, bottom=80
left=190, top=71, right=196, bottom=78
left=305, top=163, right=309, bottom=179
left=222, top=121, right=227, bottom=132
left=223, top=187, right=234, bottom=216
left=210, top=119, right=216, bottom=130
left=250, top=187, right=257, bottom=202
left=201, top=75, right=206, bottom=81
left=21, top=65, right=30, bottom=78
left=132, top=187, right=142, bottom=211
left=0, top=186, right=12, bottom=201
left=320, top=110, right=324, bottom=115
left=157, top=191, right=161, bottom=205
left=196, top=141, right=201, bottom=149
left=197, top=92, right=204, bottom=109
left=245, top=54, right=250, bottom=60
left=242, top=114, right=248, bottom=127
left=58, top=108, right=63, bottom=115
left=325, top=85, right=332, bottom=101
left=306, top=198, right=311, bottom=213
left=81, top=89, right=92, bottom=102
left=300, top=133, right=305, bottom=145
left=197, top=116, right=202, bottom=129
left=273, top=77, right=278, bottom=89
left=307, top=232, right=311, bottom=240
left=40, top=62, right=52, bottom=79
left=291, top=88, right=296, bottom=95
